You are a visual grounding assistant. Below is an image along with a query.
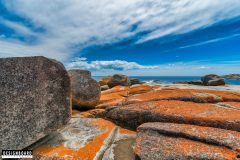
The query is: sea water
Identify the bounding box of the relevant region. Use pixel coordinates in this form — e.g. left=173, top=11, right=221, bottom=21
left=93, top=76, right=240, bottom=85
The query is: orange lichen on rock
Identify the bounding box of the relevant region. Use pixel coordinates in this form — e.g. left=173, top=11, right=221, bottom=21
left=72, top=109, right=105, bottom=118
left=106, top=100, right=240, bottom=131
left=138, top=122, right=240, bottom=151
left=221, top=102, right=240, bottom=109
left=98, top=76, right=112, bottom=86
left=101, top=86, right=129, bottom=96
left=125, top=89, right=213, bottom=104
left=129, top=85, right=153, bottom=95
left=99, top=92, right=125, bottom=104
left=119, top=127, right=136, bottom=135
left=125, top=88, right=240, bottom=105
left=192, top=89, right=240, bottom=102
left=135, top=129, right=239, bottom=160
left=33, top=118, right=116, bottom=160
left=96, top=98, right=124, bottom=109
left=96, top=86, right=131, bottom=108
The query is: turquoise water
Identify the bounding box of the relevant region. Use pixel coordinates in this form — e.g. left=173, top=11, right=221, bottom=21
left=93, top=76, right=240, bottom=85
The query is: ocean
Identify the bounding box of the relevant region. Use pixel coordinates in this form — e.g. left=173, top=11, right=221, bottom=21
left=93, top=76, right=240, bottom=85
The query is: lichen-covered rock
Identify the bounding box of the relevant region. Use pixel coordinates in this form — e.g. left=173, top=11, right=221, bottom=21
left=32, top=118, right=136, bottom=160
left=106, top=100, right=240, bottom=131
left=0, top=56, right=71, bottom=151
left=135, top=122, right=240, bottom=160
left=138, top=122, right=240, bottom=151
left=125, top=88, right=240, bottom=104
left=96, top=86, right=130, bottom=109
left=129, top=85, right=154, bottom=95
left=107, top=74, right=130, bottom=88
left=99, top=75, right=112, bottom=86
left=201, top=74, right=225, bottom=86
left=68, top=69, right=101, bottom=109
left=174, top=80, right=203, bottom=85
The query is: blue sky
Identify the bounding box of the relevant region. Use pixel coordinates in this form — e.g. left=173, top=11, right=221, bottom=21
left=0, top=0, right=240, bottom=76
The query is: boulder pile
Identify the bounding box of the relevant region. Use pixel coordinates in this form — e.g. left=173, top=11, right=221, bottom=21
left=222, top=74, right=240, bottom=80
left=201, top=74, right=225, bottom=86
left=102, top=85, right=240, bottom=159
left=99, top=74, right=143, bottom=89
left=1, top=57, right=239, bottom=160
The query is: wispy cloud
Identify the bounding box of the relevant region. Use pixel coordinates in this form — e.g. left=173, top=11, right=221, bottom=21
left=1, top=0, right=240, bottom=61
left=180, top=33, right=240, bottom=49
left=67, top=57, right=158, bottom=70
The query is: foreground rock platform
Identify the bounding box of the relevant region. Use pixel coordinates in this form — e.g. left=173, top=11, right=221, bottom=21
left=106, top=100, right=240, bottom=131
left=32, top=118, right=136, bottom=160
left=136, top=122, right=240, bottom=160
left=0, top=56, right=71, bottom=151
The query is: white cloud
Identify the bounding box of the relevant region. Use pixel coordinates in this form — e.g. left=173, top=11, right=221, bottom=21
left=0, top=0, right=240, bottom=61
left=91, top=61, right=240, bottom=76
left=67, top=57, right=158, bottom=70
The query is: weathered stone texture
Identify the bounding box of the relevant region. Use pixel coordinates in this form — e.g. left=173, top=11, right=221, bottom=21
left=0, top=56, right=71, bottom=150
left=68, top=69, right=101, bottom=109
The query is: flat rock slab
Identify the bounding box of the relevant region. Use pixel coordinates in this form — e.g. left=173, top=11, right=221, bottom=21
left=125, top=88, right=240, bottom=104
left=97, top=85, right=159, bottom=109
left=138, top=123, right=240, bottom=151
left=0, top=56, right=71, bottom=150
left=135, top=123, right=240, bottom=160
left=106, top=100, right=240, bottom=131
left=218, top=102, right=240, bottom=110
left=32, top=118, right=136, bottom=160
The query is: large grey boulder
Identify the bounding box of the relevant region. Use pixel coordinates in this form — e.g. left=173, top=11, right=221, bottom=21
left=107, top=74, right=131, bottom=88
left=68, top=69, right=101, bottom=110
left=0, top=56, right=71, bottom=151
left=201, top=74, right=225, bottom=86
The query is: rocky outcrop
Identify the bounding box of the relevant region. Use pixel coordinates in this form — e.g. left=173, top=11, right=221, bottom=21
left=222, top=74, right=240, bottom=80
left=68, top=69, right=101, bottom=110
left=135, top=122, right=240, bottom=160
left=32, top=118, right=136, bottom=160
left=99, top=75, right=112, bottom=86
left=125, top=88, right=240, bottom=104
left=96, top=85, right=160, bottom=109
left=130, top=78, right=142, bottom=85
left=208, top=78, right=225, bottom=86
left=106, top=100, right=240, bottom=131
left=0, top=56, right=71, bottom=151
left=201, top=74, right=225, bottom=86
left=174, top=80, right=203, bottom=85
left=107, top=74, right=131, bottom=88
